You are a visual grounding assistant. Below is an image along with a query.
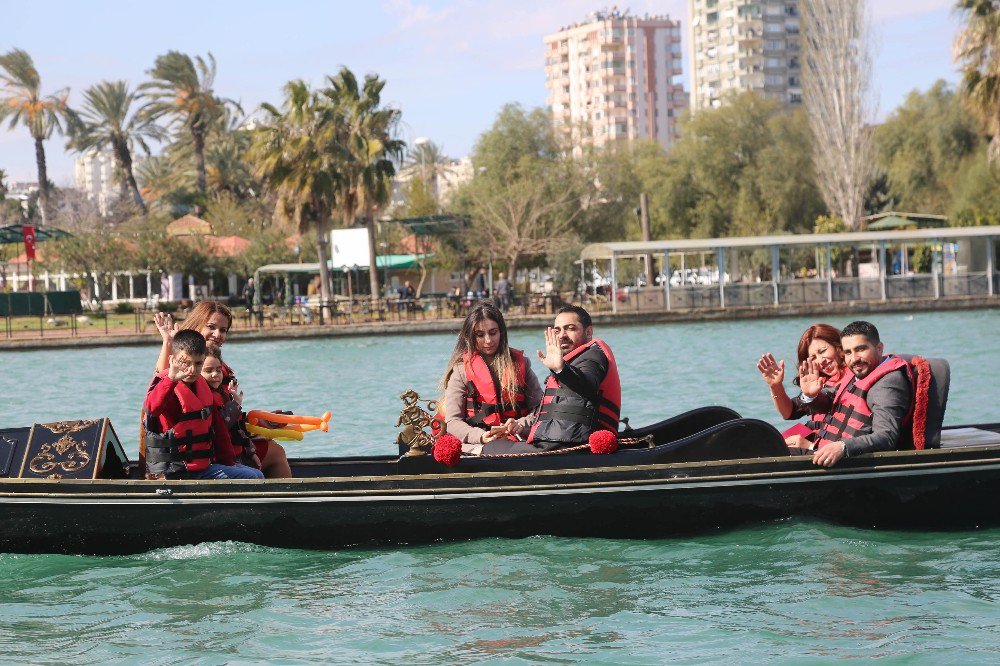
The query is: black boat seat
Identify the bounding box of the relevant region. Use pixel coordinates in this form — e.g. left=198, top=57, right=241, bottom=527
left=471, top=406, right=746, bottom=460
left=940, top=426, right=1000, bottom=449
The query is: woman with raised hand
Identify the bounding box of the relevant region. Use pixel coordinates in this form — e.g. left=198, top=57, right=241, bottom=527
left=757, top=323, right=846, bottom=451
left=154, top=301, right=292, bottom=477
left=439, top=301, right=543, bottom=455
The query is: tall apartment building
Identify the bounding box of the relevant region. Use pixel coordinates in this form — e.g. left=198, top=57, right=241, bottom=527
left=544, top=9, right=687, bottom=152
left=74, top=149, right=119, bottom=216
left=688, top=0, right=802, bottom=112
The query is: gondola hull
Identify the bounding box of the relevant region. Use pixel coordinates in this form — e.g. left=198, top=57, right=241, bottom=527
left=2, top=411, right=999, bottom=554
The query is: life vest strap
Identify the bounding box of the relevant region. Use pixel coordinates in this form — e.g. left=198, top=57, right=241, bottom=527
left=177, top=407, right=212, bottom=422
left=594, top=412, right=619, bottom=431
left=538, top=403, right=594, bottom=425
left=146, top=431, right=214, bottom=448
left=543, top=385, right=618, bottom=411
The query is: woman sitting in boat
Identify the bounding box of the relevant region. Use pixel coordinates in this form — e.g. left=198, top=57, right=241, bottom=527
left=757, top=323, right=845, bottom=451
left=439, top=301, right=543, bottom=455
left=154, top=301, right=292, bottom=478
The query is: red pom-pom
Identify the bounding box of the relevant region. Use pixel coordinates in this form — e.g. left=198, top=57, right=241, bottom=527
left=433, top=434, right=462, bottom=466
left=589, top=429, right=618, bottom=454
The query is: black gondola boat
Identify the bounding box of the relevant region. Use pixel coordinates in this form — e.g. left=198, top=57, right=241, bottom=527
left=3, top=392, right=1000, bottom=555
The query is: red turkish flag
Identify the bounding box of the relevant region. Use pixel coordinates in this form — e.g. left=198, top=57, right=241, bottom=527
left=23, top=225, right=36, bottom=261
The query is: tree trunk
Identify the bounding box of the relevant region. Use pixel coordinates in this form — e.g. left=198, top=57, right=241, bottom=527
left=192, top=125, right=207, bottom=196
left=113, top=138, right=147, bottom=214
left=34, top=136, right=49, bottom=226
left=315, top=220, right=332, bottom=318
left=366, top=214, right=380, bottom=305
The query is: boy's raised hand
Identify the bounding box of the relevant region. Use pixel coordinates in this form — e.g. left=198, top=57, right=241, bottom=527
left=166, top=354, right=190, bottom=382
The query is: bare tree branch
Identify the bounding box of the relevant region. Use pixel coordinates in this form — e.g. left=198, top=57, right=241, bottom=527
left=802, top=0, right=876, bottom=229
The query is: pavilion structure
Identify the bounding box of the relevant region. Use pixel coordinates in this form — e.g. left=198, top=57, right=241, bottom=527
left=580, top=226, right=1000, bottom=314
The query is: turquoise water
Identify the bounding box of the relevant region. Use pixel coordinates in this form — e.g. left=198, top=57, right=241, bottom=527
left=1, top=310, right=999, bottom=662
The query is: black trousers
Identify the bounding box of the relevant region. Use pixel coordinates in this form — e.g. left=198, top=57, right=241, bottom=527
left=481, top=438, right=564, bottom=454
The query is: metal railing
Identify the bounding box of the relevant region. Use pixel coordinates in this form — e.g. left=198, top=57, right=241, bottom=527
left=609, top=271, right=998, bottom=312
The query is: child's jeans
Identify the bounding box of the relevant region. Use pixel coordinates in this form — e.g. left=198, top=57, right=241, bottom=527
left=180, top=463, right=265, bottom=480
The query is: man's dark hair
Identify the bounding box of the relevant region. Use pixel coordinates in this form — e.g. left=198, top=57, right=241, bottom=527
left=841, top=320, right=880, bottom=345
left=556, top=304, right=592, bottom=329
left=173, top=329, right=207, bottom=355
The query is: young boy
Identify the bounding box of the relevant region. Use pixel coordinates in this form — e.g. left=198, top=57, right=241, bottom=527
left=143, top=329, right=263, bottom=480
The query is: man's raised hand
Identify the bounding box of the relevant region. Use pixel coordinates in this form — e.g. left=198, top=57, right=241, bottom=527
left=536, top=326, right=565, bottom=373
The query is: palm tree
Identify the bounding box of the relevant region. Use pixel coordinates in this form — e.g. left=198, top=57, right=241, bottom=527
left=405, top=139, right=448, bottom=204
left=321, top=68, right=405, bottom=302
left=955, top=0, right=1000, bottom=163
left=67, top=80, right=164, bottom=214
left=251, top=79, right=345, bottom=312
left=141, top=51, right=239, bottom=195
left=0, top=48, right=72, bottom=225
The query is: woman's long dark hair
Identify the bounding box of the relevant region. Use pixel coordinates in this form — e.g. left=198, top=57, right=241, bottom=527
left=439, top=300, right=518, bottom=407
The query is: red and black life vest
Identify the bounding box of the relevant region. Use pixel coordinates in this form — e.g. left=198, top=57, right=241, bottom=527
left=802, top=377, right=840, bottom=440
left=463, top=349, right=531, bottom=427
left=527, top=338, right=621, bottom=446
left=145, top=373, right=218, bottom=475
left=814, top=355, right=914, bottom=450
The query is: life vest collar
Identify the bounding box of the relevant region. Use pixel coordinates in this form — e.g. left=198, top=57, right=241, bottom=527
left=463, top=349, right=530, bottom=427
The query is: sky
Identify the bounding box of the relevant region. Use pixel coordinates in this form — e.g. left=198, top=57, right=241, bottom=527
left=0, top=0, right=963, bottom=186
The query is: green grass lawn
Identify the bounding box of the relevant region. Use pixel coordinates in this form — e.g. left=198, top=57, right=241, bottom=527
left=5, top=313, right=152, bottom=335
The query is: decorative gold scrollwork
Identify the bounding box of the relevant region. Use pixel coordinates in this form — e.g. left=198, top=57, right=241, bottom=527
left=395, top=390, right=443, bottom=457
left=41, top=420, right=98, bottom=435
left=29, top=434, right=92, bottom=474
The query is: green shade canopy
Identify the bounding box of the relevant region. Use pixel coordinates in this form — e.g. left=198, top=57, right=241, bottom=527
left=0, top=224, right=73, bottom=244
left=390, top=214, right=466, bottom=235
left=863, top=212, right=948, bottom=231
left=256, top=254, right=433, bottom=276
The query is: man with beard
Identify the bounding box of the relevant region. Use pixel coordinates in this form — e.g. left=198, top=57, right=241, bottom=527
left=481, top=305, right=621, bottom=454
left=801, top=320, right=913, bottom=468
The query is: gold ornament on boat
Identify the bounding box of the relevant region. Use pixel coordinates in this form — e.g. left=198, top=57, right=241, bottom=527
left=28, top=433, right=93, bottom=474
left=395, top=390, right=443, bottom=457
left=41, top=420, right=99, bottom=435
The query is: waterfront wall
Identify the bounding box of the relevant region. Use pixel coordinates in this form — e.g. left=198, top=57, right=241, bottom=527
left=2, top=295, right=996, bottom=351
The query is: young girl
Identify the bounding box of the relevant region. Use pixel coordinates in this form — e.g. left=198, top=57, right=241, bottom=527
left=201, top=349, right=259, bottom=469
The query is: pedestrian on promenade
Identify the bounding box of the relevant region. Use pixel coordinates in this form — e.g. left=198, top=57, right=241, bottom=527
left=242, top=277, right=258, bottom=326
left=495, top=272, right=512, bottom=312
